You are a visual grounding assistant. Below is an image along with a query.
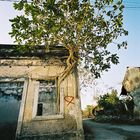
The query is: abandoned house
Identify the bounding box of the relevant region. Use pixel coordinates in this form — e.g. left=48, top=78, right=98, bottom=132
left=0, top=44, right=84, bottom=140
left=122, top=67, right=140, bottom=119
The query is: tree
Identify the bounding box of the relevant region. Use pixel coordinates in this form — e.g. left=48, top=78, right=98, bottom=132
left=9, top=0, right=128, bottom=79
left=82, top=105, right=95, bottom=118
left=97, top=89, right=119, bottom=110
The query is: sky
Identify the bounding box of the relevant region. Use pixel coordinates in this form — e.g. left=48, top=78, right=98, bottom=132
left=0, top=0, right=140, bottom=109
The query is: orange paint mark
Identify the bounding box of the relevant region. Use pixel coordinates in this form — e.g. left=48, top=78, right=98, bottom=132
left=64, top=96, right=74, bottom=106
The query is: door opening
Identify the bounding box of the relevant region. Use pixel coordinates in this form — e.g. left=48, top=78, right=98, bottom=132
left=0, top=81, right=24, bottom=140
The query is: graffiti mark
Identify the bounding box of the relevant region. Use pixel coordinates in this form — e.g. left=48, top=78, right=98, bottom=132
left=64, top=96, right=74, bottom=106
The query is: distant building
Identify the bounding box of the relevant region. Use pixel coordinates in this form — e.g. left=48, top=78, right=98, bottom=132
left=122, top=67, right=140, bottom=119
left=0, top=44, right=84, bottom=140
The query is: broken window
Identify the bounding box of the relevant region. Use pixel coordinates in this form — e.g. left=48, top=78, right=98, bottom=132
left=36, top=80, right=58, bottom=116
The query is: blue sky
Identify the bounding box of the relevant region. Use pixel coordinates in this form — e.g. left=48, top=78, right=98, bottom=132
left=99, top=2, right=140, bottom=89
left=0, top=0, right=140, bottom=109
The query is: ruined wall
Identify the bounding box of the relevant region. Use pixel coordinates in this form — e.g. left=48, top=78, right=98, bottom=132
left=123, top=67, right=140, bottom=119
left=123, top=67, right=140, bottom=92
left=130, top=88, right=140, bottom=119
left=0, top=57, right=83, bottom=140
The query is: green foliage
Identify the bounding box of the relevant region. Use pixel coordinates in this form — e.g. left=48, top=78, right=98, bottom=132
left=82, top=105, right=95, bottom=118
left=9, top=0, right=128, bottom=78
left=97, top=89, right=119, bottom=110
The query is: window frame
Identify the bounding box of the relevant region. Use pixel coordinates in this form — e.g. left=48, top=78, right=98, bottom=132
left=32, top=77, right=64, bottom=120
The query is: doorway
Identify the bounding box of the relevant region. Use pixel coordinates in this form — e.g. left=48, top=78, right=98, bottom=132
left=0, top=81, right=24, bottom=140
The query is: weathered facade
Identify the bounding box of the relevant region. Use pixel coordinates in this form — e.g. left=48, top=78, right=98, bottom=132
left=0, top=44, right=84, bottom=140
left=122, top=67, right=140, bottom=119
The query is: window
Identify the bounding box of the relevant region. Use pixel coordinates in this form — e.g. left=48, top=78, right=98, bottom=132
left=32, top=78, right=64, bottom=120
left=36, top=80, right=58, bottom=116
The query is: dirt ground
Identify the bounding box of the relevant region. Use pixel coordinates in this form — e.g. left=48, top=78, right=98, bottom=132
left=83, top=119, right=140, bottom=140
left=1, top=119, right=140, bottom=140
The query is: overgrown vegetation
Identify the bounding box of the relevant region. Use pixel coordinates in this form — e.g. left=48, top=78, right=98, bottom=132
left=82, top=90, right=119, bottom=118
left=82, top=105, right=95, bottom=118
left=83, top=89, right=135, bottom=123
left=97, top=89, right=119, bottom=111
left=94, top=90, right=135, bottom=122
